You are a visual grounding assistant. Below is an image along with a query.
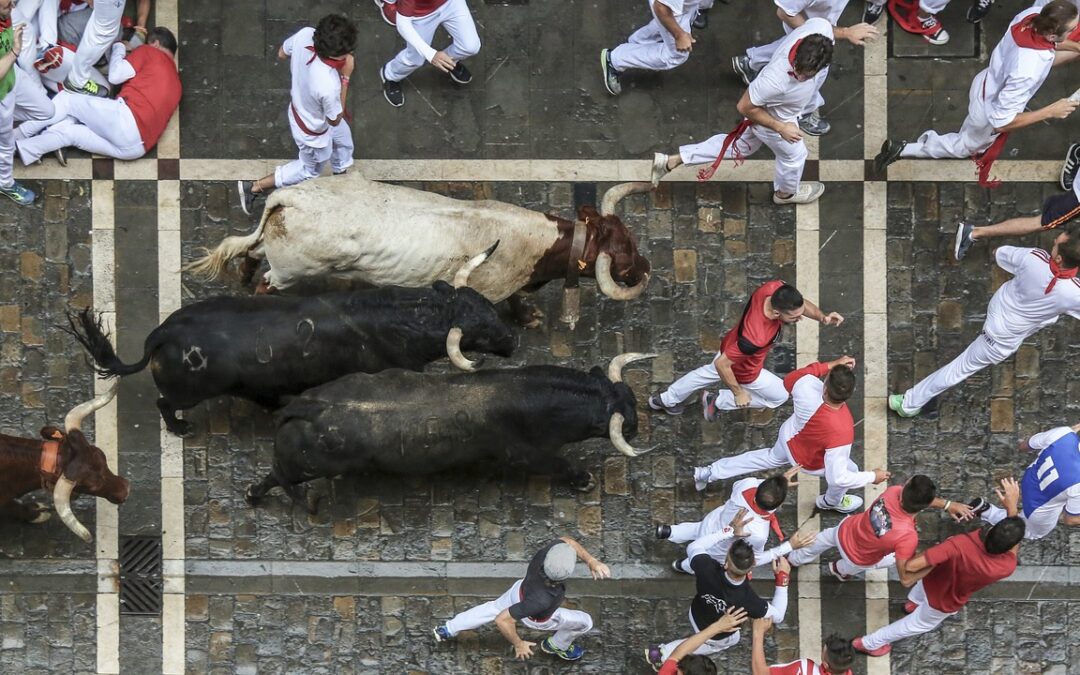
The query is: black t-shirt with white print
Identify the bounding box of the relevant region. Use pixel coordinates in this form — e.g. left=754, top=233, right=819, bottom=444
left=508, top=540, right=567, bottom=622
left=689, top=554, right=769, bottom=638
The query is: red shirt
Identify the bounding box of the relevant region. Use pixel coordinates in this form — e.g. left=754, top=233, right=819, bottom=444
left=720, top=280, right=785, bottom=384
left=921, top=530, right=1017, bottom=613
left=837, top=485, right=918, bottom=567
left=659, top=660, right=679, bottom=675
left=771, top=658, right=851, bottom=675
left=118, top=47, right=183, bottom=152
left=397, top=0, right=450, bottom=17
left=781, top=362, right=854, bottom=472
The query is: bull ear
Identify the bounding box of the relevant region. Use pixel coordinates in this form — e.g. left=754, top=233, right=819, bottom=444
left=577, top=205, right=601, bottom=224
left=40, top=426, right=64, bottom=441
left=432, top=280, right=454, bottom=295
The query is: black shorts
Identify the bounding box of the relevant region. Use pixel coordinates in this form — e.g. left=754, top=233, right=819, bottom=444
left=1041, top=190, right=1080, bottom=229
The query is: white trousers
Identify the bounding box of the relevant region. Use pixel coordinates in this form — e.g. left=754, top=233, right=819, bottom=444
left=383, top=0, right=481, bottom=82
left=273, top=114, right=354, bottom=188
left=16, top=91, right=144, bottom=163
left=901, top=73, right=996, bottom=160
left=12, top=66, right=54, bottom=123
left=786, top=523, right=896, bottom=577
left=680, top=124, right=808, bottom=194
left=861, top=581, right=955, bottom=651
left=69, top=0, right=124, bottom=88
left=660, top=362, right=788, bottom=410
left=0, top=95, right=15, bottom=188
left=609, top=9, right=694, bottom=72
left=659, top=610, right=741, bottom=660
left=444, top=579, right=593, bottom=651
left=901, top=331, right=1016, bottom=413
left=983, top=503, right=1060, bottom=541
left=701, top=439, right=857, bottom=505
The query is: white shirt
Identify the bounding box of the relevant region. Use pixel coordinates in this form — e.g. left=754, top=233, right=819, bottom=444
left=776, top=0, right=850, bottom=28
left=282, top=27, right=343, bottom=148
left=976, top=7, right=1056, bottom=130
left=748, top=18, right=833, bottom=123
left=691, top=478, right=792, bottom=568
left=985, top=246, right=1080, bottom=344
left=1025, top=426, right=1080, bottom=517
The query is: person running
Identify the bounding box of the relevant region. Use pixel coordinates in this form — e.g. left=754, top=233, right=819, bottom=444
left=750, top=617, right=855, bottom=674
left=652, top=607, right=749, bottom=675
left=601, top=0, right=699, bottom=96
left=0, top=18, right=34, bottom=205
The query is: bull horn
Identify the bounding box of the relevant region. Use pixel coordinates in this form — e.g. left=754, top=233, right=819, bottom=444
left=446, top=327, right=483, bottom=372
left=53, top=476, right=91, bottom=543
left=609, top=413, right=656, bottom=458
left=595, top=252, right=649, bottom=301
left=600, top=181, right=652, bottom=216
left=607, top=352, right=658, bottom=383
left=64, top=381, right=119, bottom=432
left=453, top=240, right=500, bottom=289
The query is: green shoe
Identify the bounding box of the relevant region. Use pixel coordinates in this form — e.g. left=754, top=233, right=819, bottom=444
left=888, top=394, right=920, bottom=418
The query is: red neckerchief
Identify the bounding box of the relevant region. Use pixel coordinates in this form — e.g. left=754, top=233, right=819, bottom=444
left=1045, top=256, right=1078, bottom=294
left=698, top=118, right=753, bottom=181
left=305, top=45, right=347, bottom=71
left=786, top=38, right=805, bottom=78
left=0, top=17, right=10, bottom=31
left=743, top=487, right=785, bottom=541
left=1011, top=15, right=1056, bottom=51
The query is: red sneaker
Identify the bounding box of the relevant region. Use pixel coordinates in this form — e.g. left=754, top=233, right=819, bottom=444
left=853, top=637, right=892, bottom=657
left=377, top=0, right=397, bottom=26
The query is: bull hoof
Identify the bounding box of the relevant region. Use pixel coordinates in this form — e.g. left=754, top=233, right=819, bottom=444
left=244, top=485, right=261, bottom=507
left=305, top=492, right=323, bottom=516
left=238, top=256, right=261, bottom=285
left=166, top=420, right=193, bottom=438
left=571, top=472, right=596, bottom=493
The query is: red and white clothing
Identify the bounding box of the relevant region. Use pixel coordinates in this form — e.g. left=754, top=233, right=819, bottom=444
left=658, top=279, right=790, bottom=411
left=275, top=27, right=353, bottom=188
left=16, top=44, right=181, bottom=163
left=382, top=0, right=481, bottom=82
left=899, top=7, right=1056, bottom=161
left=698, top=360, right=874, bottom=506
left=770, top=658, right=851, bottom=675
left=860, top=530, right=1017, bottom=650
left=68, top=0, right=124, bottom=89
left=678, top=19, right=832, bottom=194
left=669, top=478, right=792, bottom=573
left=900, top=246, right=1080, bottom=412
left=745, top=0, right=847, bottom=75
left=610, top=0, right=700, bottom=72
left=788, top=485, right=918, bottom=576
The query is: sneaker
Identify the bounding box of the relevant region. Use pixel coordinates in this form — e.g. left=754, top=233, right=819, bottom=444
left=864, top=1, right=885, bottom=24
left=953, top=222, right=974, bottom=261
left=63, top=77, right=108, bottom=98
left=648, top=393, right=684, bottom=415
left=693, top=466, right=711, bottom=492
left=375, top=0, right=397, bottom=26
left=816, top=494, right=863, bottom=513
left=873, top=139, right=907, bottom=174
left=54, top=148, right=67, bottom=168
left=888, top=393, right=920, bottom=418
left=829, top=561, right=855, bottom=582
left=731, top=55, right=758, bottom=86
left=650, top=152, right=670, bottom=188
left=966, top=0, right=993, bottom=23
left=644, top=646, right=664, bottom=671
left=692, top=8, right=709, bottom=30
left=773, top=182, right=825, bottom=205
left=237, top=180, right=257, bottom=216
left=904, top=601, right=918, bottom=614
left=671, top=558, right=692, bottom=575
left=655, top=524, right=671, bottom=540
left=798, top=110, right=831, bottom=136
left=432, top=625, right=452, bottom=642
left=0, top=181, right=36, bottom=205
left=600, top=48, right=622, bottom=96
left=448, top=62, right=472, bottom=85
left=853, top=637, right=892, bottom=657
left=919, top=16, right=950, bottom=45
left=968, top=497, right=990, bottom=518
left=540, top=638, right=584, bottom=661
left=1061, top=142, right=1080, bottom=191
left=701, top=391, right=718, bottom=421
left=380, top=67, right=405, bottom=108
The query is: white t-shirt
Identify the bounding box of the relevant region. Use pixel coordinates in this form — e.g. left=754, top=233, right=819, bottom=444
left=977, top=7, right=1056, bottom=130
left=1025, top=426, right=1080, bottom=518
left=748, top=17, right=833, bottom=123
left=776, top=0, right=850, bottom=28
left=985, top=246, right=1080, bottom=344
left=283, top=27, right=343, bottom=148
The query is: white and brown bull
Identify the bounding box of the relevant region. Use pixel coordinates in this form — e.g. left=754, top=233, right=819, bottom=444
left=185, top=175, right=653, bottom=327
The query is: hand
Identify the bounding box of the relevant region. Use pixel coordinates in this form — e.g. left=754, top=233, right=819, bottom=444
left=752, top=617, right=774, bottom=636
left=782, top=465, right=801, bottom=488
left=843, top=22, right=880, bottom=46
left=10, top=24, right=25, bottom=57
left=873, top=469, right=891, bottom=484
left=947, top=501, right=974, bottom=523
left=713, top=606, right=749, bottom=633
left=729, top=507, right=754, bottom=538
left=734, top=389, right=751, bottom=408
left=1045, top=98, right=1079, bottom=120
left=772, top=555, right=791, bottom=576
left=821, top=312, right=845, bottom=326
left=341, top=53, right=355, bottom=78
left=675, top=32, right=695, bottom=52
left=777, top=122, right=803, bottom=143
left=995, top=477, right=1021, bottom=512
left=1056, top=39, right=1080, bottom=54
left=513, top=641, right=535, bottom=660
left=587, top=559, right=611, bottom=580
left=431, top=50, right=457, bottom=72
left=828, top=355, right=856, bottom=370
left=789, top=530, right=816, bottom=550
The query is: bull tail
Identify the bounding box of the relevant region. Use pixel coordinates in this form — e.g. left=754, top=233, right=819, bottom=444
left=183, top=212, right=269, bottom=281
left=63, top=308, right=153, bottom=378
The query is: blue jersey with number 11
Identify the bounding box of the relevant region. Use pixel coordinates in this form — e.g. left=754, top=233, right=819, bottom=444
left=1021, top=432, right=1080, bottom=517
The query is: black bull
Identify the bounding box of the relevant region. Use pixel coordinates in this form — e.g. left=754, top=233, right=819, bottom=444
left=65, top=282, right=516, bottom=436
left=245, top=354, right=656, bottom=510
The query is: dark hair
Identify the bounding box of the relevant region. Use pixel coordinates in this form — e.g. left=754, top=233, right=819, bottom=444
left=755, top=475, right=789, bottom=511
left=983, top=517, right=1025, bottom=554
left=824, top=365, right=856, bottom=402
left=313, top=14, right=358, bottom=59
left=823, top=635, right=855, bottom=671
left=728, top=539, right=756, bottom=574
left=793, top=34, right=834, bottom=76
left=147, top=27, right=177, bottom=55
left=678, top=654, right=718, bottom=675
left=771, top=284, right=804, bottom=312
left=1058, top=226, right=1080, bottom=269
left=1033, top=0, right=1078, bottom=37
left=900, top=474, right=937, bottom=513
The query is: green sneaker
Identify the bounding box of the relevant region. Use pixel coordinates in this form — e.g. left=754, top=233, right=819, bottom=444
left=888, top=394, right=920, bottom=418
left=63, top=77, right=109, bottom=98
left=0, top=181, right=36, bottom=205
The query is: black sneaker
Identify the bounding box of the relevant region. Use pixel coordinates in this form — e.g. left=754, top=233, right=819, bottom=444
left=448, top=62, right=472, bottom=85
left=873, top=139, right=907, bottom=174
left=968, top=497, right=990, bottom=518
left=966, top=0, right=993, bottom=23
left=655, top=524, right=671, bottom=540
left=692, top=8, right=709, bottom=29
left=237, top=180, right=257, bottom=216
left=671, top=559, right=692, bottom=575
left=1061, top=142, right=1080, bottom=191
left=954, top=222, right=974, bottom=261
left=600, top=48, right=622, bottom=96
left=648, top=394, right=685, bottom=416
left=380, top=67, right=404, bottom=107
left=864, top=1, right=885, bottom=24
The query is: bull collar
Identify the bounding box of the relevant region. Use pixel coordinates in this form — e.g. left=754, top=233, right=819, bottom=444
left=563, top=220, right=589, bottom=290
left=39, top=440, right=62, bottom=483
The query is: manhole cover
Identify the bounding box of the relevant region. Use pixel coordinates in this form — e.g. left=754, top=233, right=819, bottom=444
left=119, top=536, right=162, bottom=616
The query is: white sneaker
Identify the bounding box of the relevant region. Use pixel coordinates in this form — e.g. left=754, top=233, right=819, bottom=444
left=693, top=466, right=711, bottom=492
left=651, top=153, right=670, bottom=188
left=816, top=494, right=864, bottom=513
left=773, top=182, right=824, bottom=205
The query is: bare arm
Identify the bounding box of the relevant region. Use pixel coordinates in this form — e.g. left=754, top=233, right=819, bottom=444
left=0, top=24, right=24, bottom=82
left=136, top=0, right=151, bottom=30
left=671, top=608, right=749, bottom=664
left=712, top=353, right=748, bottom=406
left=653, top=2, right=688, bottom=41
left=736, top=90, right=785, bottom=134
left=801, top=298, right=844, bottom=325
left=930, top=496, right=975, bottom=523
left=493, top=610, right=535, bottom=660
left=994, top=99, right=1077, bottom=133
left=751, top=618, right=773, bottom=675
left=560, top=536, right=611, bottom=579
left=900, top=553, right=936, bottom=584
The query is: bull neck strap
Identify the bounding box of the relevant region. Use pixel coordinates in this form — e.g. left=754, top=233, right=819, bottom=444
left=40, top=440, right=61, bottom=479
left=563, top=220, right=589, bottom=290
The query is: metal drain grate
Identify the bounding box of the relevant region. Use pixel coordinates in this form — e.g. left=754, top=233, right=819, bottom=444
left=119, top=536, right=163, bottom=616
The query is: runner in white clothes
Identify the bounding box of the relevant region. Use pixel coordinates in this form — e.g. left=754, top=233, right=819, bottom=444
left=648, top=18, right=834, bottom=204
left=890, top=229, right=1080, bottom=416
left=865, top=0, right=952, bottom=44
left=874, top=2, right=1079, bottom=187
left=695, top=357, right=889, bottom=514
left=969, top=427, right=1080, bottom=539
left=600, top=0, right=698, bottom=96
left=237, top=15, right=356, bottom=216
left=731, top=0, right=878, bottom=136
left=379, top=0, right=480, bottom=108
left=65, top=0, right=150, bottom=98
left=657, top=468, right=815, bottom=574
